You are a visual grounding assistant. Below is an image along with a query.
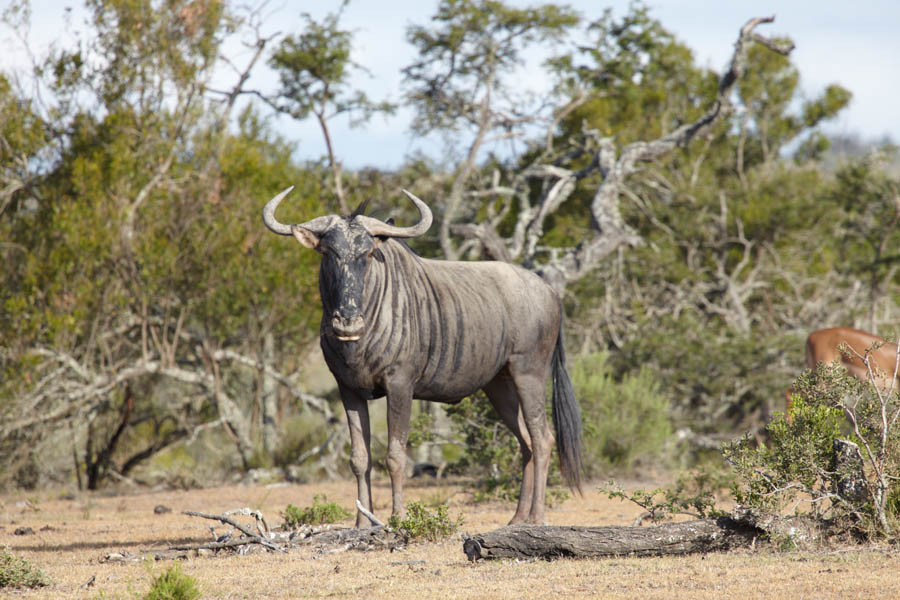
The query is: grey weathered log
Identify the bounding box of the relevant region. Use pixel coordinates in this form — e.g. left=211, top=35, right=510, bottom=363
left=463, top=509, right=827, bottom=560
left=463, top=519, right=756, bottom=560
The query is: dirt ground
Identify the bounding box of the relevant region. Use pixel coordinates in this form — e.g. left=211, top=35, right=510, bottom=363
left=3, top=478, right=899, bottom=599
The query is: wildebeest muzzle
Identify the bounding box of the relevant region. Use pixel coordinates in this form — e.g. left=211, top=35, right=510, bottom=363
left=331, top=312, right=364, bottom=341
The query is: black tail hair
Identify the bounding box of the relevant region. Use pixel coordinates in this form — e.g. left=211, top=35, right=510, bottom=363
left=551, top=318, right=583, bottom=493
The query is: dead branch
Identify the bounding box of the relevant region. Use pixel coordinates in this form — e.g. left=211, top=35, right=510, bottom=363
left=223, top=507, right=271, bottom=536
left=356, top=500, right=386, bottom=528
left=150, top=512, right=403, bottom=558
left=450, top=16, right=793, bottom=293
left=183, top=510, right=284, bottom=553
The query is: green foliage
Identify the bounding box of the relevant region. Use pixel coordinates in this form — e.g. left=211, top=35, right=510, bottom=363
left=0, top=2, right=325, bottom=486
left=406, top=409, right=436, bottom=451
left=609, top=313, right=799, bottom=435
left=269, top=2, right=394, bottom=127
left=725, top=396, right=845, bottom=514
left=555, top=3, right=712, bottom=143
left=404, top=0, right=579, bottom=135
left=143, top=564, right=201, bottom=600
left=445, top=392, right=518, bottom=482
left=571, top=351, right=673, bottom=475
left=548, top=2, right=855, bottom=447
left=604, top=468, right=726, bottom=523
left=272, top=414, right=329, bottom=468
left=282, top=495, right=351, bottom=528
left=829, top=154, right=900, bottom=295
left=388, top=501, right=463, bottom=542
left=442, top=392, right=563, bottom=504
left=0, top=547, right=49, bottom=589
left=802, top=84, right=854, bottom=129
left=726, top=361, right=900, bottom=536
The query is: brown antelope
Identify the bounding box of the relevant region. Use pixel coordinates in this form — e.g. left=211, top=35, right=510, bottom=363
left=787, top=327, right=900, bottom=415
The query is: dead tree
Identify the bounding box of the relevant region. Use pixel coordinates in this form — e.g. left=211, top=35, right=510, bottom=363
left=448, top=16, right=794, bottom=295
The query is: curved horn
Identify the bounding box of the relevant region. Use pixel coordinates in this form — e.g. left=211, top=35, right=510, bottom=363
left=356, top=189, right=433, bottom=238
left=262, top=186, right=296, bottom=236
left=263, top=186, right=336, bottom=236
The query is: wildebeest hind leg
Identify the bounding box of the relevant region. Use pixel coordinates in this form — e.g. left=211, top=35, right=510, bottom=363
left=339, top=385, right=374, bottom=528
left=385, top=383, right=414, bottom=521
left=508, top=365, right=554, bottom=525
left=483, top=374, right=534, bottom=524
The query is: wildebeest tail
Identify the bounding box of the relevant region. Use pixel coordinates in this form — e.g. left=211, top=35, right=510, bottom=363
left=551, top=319, right=583, bottom=493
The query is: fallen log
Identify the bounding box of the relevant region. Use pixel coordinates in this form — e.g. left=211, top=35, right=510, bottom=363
left=462, top=509, right=827, bottom=561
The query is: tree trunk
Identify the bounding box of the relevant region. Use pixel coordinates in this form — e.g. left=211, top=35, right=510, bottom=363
left=462, top=509, right=827, bottom=560
left=85, top=386, right=134, bottom=490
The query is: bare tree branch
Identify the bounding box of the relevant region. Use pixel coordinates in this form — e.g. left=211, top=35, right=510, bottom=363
left=450, top=16, right=793, bottom=294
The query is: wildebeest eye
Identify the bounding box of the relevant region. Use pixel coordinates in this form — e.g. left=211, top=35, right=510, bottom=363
left=371, top=247, right=385, bottom=263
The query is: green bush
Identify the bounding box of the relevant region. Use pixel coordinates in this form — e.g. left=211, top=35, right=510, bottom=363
left=572, top=351, right=674, bottom=476
left=443, top=392, right=568, bottom=505
left=725, top=362, right=900, bottom=536
left=441, top=351, right=673, bottom=500
left=143, top=564, right=201, bottom=600
left=610, top=315, right=797, bottom=435
left=0, top=547, right=48, bottom=589
left=282, top=494, right=351, bottom=528
left=604, top=467, right=729, bottom=523
left=725, top=395, right=845, bottom=514
left=444, top=392, right=519, bottom=492
left=388, top=501, right=463, bottom=542
left=272, top=414, right=329, bottom=467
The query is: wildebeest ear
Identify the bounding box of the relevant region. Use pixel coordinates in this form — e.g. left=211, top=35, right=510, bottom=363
left=372, top=247, right=385, bottom=262
left=291, top=225, right=321, bottom=250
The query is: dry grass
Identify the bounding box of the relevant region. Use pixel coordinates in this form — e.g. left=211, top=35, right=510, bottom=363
left=2, top=478, right=899, bottom=599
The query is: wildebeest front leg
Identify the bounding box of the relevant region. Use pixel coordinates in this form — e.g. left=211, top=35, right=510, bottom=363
left=339, top=385, right=375, bottom=528
left=385, top=383, right=414, bottom=520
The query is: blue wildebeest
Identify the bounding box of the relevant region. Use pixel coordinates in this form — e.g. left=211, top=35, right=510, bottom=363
left=263, top=187, right=582, bottom=526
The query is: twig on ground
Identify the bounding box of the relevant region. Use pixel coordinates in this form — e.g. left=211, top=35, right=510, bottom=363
left=356, top=500, right=386, bottom=528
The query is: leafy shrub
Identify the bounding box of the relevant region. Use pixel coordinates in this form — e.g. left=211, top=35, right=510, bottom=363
left=388, top=501, right=463, bottom=542
left=604, top=467, right=729, bottom=524
left=443, top=391, right=568, bottom=505
left=438, top=351, right=671, bottom=501
left=0, top=547, right=48, bottom=589
left=282, top=494, right=351, bottom=528
left=445, top=392, right=519, bottom=490
left=144, top=564, right=201, bottom=600
left=611, top=315, right=796, bottom=435
left=406, top=410, right=436, bottom=451
left=272, top=414, right=329, bottom=467
left=725, top=362, right=900, bottom=536
left=572, top=351, right=674, bottom=476
left=725, top=395, right=844, bottom=514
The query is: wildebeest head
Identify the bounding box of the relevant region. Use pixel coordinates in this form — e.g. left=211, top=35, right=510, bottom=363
left=262, top=187, right=432, bottom=341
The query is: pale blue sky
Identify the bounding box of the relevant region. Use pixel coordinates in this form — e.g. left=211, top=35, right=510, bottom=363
left=4, top=1, right=898, bottom=169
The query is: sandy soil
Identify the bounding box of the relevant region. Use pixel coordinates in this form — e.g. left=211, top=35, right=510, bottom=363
left=2, top=478, right=899, bottom=599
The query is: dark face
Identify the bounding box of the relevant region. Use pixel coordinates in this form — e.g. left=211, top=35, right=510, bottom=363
left=315, top=220, right=381, bottom=341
